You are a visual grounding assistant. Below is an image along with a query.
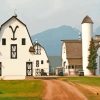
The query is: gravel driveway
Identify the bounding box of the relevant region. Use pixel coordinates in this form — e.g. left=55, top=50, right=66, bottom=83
left=43, top=80, right=87, bottom=100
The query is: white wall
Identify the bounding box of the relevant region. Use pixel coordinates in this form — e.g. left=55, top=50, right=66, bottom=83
left=32, top=45, right=49, bottom=76
left=62, top=42, right=69, bottom=75
left=0, top=17, right=49, bottom=79
left=0, top=18, right=33, bottom=79
left=82, top=23, right=93, bottom=75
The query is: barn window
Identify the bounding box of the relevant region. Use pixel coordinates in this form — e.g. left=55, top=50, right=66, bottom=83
left=72, top=65, right=74, bottom=69
left=68, top=65, right=71, bottom=69
left=22, top=38, right=26, bottom=45
left=2, top=38, right=6, bottom=45
left=41, top=60, right=44, bottom=64
left=36, top=60, right=39, bottom=67
left=11, top=44, right=17, bottom=59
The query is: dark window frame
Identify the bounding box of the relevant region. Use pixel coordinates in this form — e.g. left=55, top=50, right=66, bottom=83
left=22, top=38, right=26, bottom=45
left=36, top=60, right=39, bottom=67
left=11, top=44, right=17, bottom=59
left=2, top=38, right=6, bottom=45
left=41, top=60, right=44, bottom=64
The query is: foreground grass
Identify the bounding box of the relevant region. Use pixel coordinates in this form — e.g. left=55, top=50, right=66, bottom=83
left=61, top=77, right=100, bottom=100
left=61, top=77, right=100, bottom=86
left=0, top=80, right=43, bottom=100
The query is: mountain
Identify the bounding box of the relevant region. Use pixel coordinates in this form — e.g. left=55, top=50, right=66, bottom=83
left=31, top=25, right=80, bottom=56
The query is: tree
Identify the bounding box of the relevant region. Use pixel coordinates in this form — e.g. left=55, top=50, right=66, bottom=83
left=87, top=38, right=97, bottom=75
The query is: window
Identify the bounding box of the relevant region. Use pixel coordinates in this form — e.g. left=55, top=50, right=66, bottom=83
left=35, top=69, right=41, bottom=76
left=11, top=44, right=17, bottom=59
left=68, top=65, right=71, bottom=69
left=36, top=60, right=39, bottom=67
left=34, top=44, right=41, bottom=55
left=22, top=38, right=26, bottom=45
left=72, top=65, right=74, bottom=69
left=41, top=60, right=43, bottom=64
left=2, top=38, right=6, bottom=45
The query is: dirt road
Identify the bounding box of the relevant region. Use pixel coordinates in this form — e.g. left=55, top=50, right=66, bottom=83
left=43, top=80, right=87, bottom=100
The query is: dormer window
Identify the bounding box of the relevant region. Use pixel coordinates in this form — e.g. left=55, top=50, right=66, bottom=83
left=2, top=38, right=6, bottom=45
left=22, top=38, right=26, bottom=45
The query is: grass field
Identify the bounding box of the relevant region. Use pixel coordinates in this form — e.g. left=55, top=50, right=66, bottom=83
left=62, top=77, right=100, bottom=86
left=0, top=77, right=100, bottom=100
left=61, top=77, right=100, bottom=100
left=0, top=80, right=43, bottom=100
left=61, top=77, right=100, bottom=86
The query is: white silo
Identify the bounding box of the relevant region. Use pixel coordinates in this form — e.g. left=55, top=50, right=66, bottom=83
left=82, top=16, right=93, bottom=75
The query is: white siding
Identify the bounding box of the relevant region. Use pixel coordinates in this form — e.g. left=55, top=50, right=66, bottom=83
left=82, top=23, right=93, bottom=75
left=0, top=18, right=32, bottom=79
left=62, top=42, right=69, bottom=75
left=0, top=17, right=49, bottom=80
left=32, top=45, right=49, bottom=76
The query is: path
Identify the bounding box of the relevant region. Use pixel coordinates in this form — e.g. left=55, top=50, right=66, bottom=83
left=43, top=80, right=87, bottom=100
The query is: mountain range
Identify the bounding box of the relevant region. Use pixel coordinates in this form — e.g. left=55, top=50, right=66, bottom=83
left=31, top=25, right=80, bottom=56
left=31, top=25, right=100, bottom=69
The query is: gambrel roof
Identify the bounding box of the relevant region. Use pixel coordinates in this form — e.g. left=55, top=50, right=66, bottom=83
left=1, top=16, right=26, bottom=28
left=0, top=15, right=33, bottom=46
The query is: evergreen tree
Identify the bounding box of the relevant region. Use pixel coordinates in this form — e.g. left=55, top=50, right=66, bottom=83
left=87, top=38, right=97, bottom=75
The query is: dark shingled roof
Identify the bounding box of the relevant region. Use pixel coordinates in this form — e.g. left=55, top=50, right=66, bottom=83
left=81, top=16, right=93, bottom=24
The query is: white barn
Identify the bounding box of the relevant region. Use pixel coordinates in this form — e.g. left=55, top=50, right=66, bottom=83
left=0, top=15, right=49, bottom=80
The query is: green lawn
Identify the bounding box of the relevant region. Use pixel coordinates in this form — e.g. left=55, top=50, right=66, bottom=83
left=62, top=77, right=100, bottom=86
left=0, top=80, right=43, bottom=100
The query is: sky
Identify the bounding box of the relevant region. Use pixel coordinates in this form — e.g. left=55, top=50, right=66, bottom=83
left=0, top=0, right=100, bottom=35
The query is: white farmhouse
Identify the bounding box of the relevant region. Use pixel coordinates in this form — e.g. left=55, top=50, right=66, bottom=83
left=62, top=16, right=100, bottom=76
left=29, top=41, right=49, bottom=76
left=0, top=15, right=49, bottom=80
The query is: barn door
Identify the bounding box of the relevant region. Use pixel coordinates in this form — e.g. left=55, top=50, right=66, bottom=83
left=26, top=62, right=33, bottom=76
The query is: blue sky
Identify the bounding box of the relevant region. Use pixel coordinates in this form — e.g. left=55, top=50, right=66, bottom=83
left=0, top=0, right=100, bottom=35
